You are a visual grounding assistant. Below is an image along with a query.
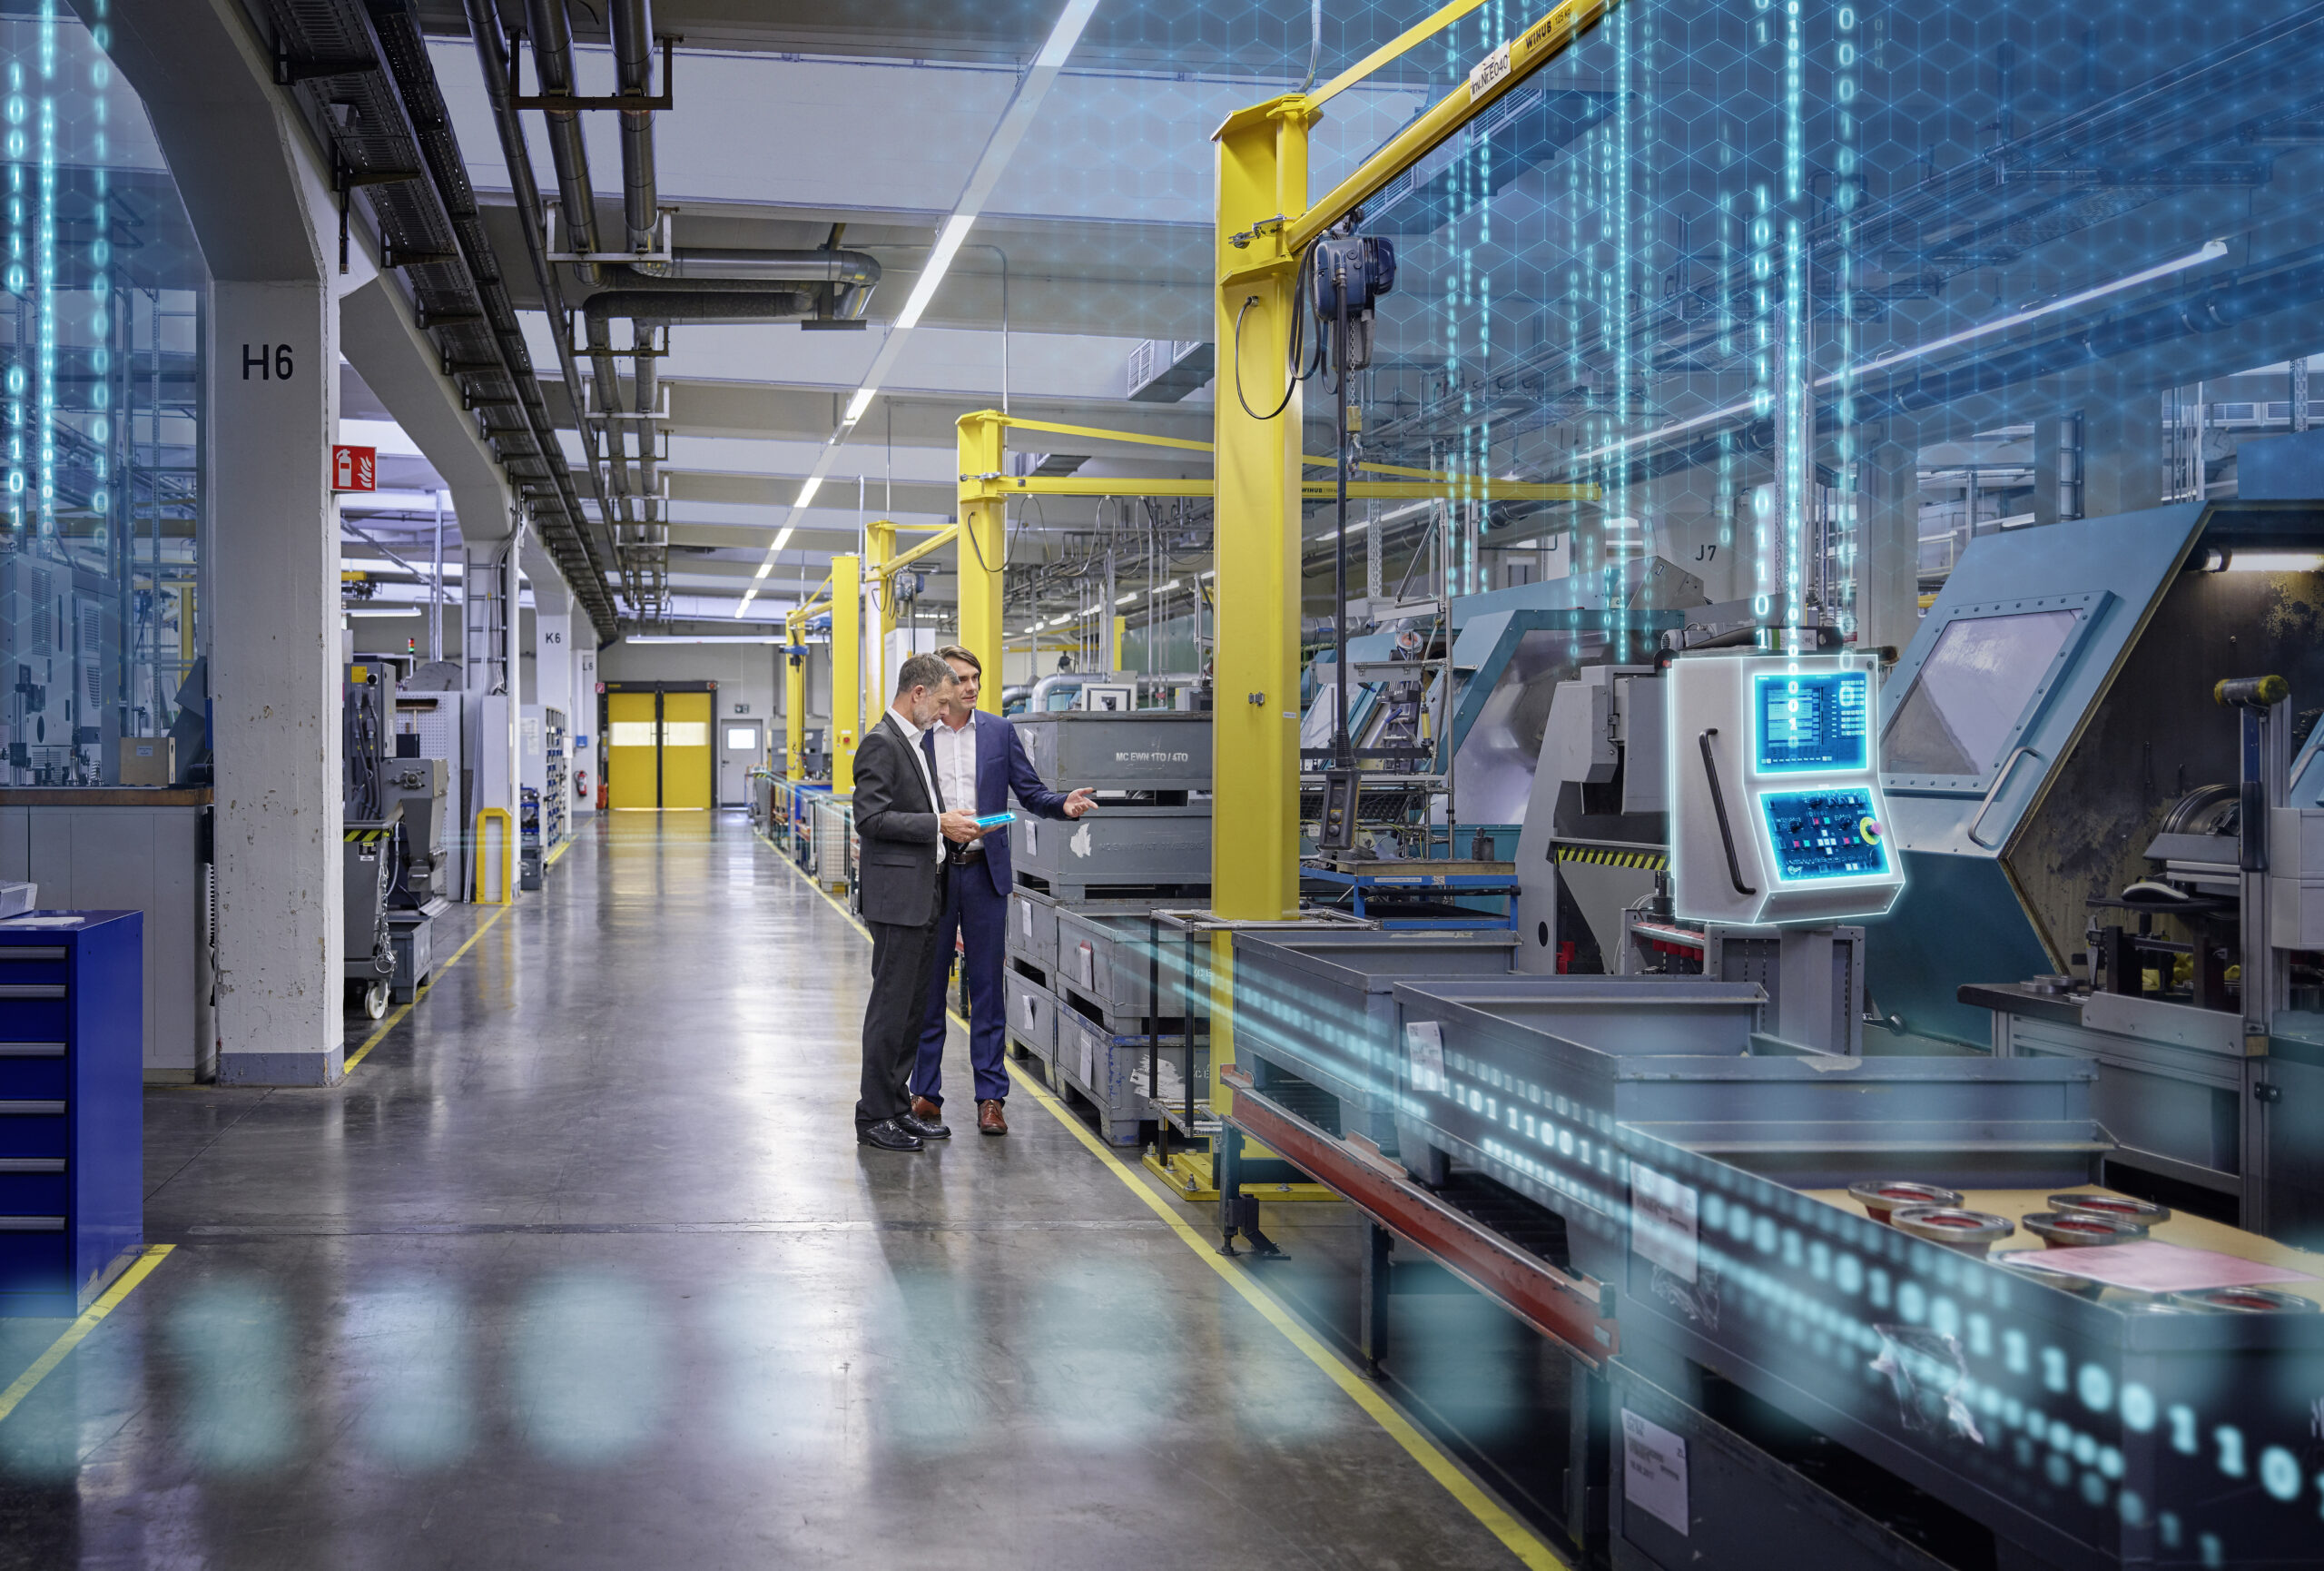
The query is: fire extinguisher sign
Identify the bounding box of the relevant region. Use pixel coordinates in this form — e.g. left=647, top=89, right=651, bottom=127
left=330, top=444, right=378, bottom=492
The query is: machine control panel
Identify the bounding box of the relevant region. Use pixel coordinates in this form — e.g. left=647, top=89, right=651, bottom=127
left=1760, top=787, right=1887, bottom=882
left=1669, top=653, right=1904, bottom=924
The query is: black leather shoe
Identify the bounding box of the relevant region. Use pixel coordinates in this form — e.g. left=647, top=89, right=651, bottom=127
left=857, top=1118, right=924, bottom=1151
left=902, top=1097, right=952, bottom=1139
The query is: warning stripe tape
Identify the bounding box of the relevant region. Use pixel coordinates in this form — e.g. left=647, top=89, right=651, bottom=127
left=1553, top=845, right=1666, bottom=869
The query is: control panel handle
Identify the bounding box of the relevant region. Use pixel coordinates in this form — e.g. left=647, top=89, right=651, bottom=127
left=1966, top=746, right=2043, bottom=848
left=1699, top=727, right=1757, bottom=896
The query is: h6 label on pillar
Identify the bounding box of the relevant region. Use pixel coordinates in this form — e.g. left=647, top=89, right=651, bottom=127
left=331, top=445, right=378, bottom=492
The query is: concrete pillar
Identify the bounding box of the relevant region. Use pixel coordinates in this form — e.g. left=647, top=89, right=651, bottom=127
left=574, top=632, right=599, bottom=816
left=210, top=279, right=343, bottom=1084
left=1855, top=436, right=1923, bottom=657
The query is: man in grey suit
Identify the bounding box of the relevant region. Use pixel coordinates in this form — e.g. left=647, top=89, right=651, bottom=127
left=853, top=652, right=983, bottom=1151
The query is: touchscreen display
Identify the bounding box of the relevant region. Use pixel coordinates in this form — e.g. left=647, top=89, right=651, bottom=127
left=1755, top=671, right=1869, bottom=773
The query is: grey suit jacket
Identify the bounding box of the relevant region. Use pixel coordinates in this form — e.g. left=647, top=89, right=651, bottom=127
left=852, top=714, right=945, bottom=927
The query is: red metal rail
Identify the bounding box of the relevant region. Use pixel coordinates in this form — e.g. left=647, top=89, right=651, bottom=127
left=1221, top=1067, right=1620, bottom=1365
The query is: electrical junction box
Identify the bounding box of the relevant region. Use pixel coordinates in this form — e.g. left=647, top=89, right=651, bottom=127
left=1668, top=652, right=1902, bottom=926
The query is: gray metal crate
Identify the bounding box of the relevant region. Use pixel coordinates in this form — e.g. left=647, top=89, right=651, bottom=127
left=1009, top=711, right=1212, bottom=793
left=1229, top=929, right=1519, bottom=1147
left=1388, top=975, right=2104, bottom=1274
left=1009, top=805, right=1212, bottom=896
left=1004, top=970, right=1057, bottom=1062
left=1054, top=1004, right=1206, bottom=1147
left=1008, top=889, right=1059, bottom=976
left=1052, top=907, right=1206, bottom=1019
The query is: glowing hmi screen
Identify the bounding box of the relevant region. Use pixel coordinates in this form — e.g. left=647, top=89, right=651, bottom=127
left=1755, top=672, right=1869, bottom=773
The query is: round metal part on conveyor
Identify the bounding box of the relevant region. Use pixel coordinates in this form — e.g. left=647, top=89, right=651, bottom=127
left=1890, top=1206, right=2015, bottom=1256
left=2048, top=1191, right=2171, bottom=1227
left=1993, top=1250, right=2104, bottom=1297
left=2023, top=1210, right=2150, bottom=1249
left=2025, top=973, right=2075, bottom=995
left=1848, top=1181, right=1964, bottom=1225
left=2164, top=1286, right=2320, bottom=1314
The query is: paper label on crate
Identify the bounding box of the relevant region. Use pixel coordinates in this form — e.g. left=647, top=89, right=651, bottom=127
left=1079, top=1030, right=1094, bottom=1089
left=1621, top=1410, right=1689, bottom=1536
left=1025, top=821, right=1037, bottom=856
left=1078, top=941, right=1097, bottom=991
left=1630, top=1163, right=1699, bottom=1285
left=1020, top=899, right=1034, bottom=940
left=1468, top=40, right=1512, bottom=101
left=1403, top=1021, right=1445, bottom=1090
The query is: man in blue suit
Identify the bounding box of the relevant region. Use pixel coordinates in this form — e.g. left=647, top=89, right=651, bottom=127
left=913, top=645, right=1093, bottom=1136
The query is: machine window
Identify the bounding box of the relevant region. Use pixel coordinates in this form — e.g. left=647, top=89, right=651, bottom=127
left=1883, top=609, right=2079, bottom=778
left=726, top=727, right=756, bottom=749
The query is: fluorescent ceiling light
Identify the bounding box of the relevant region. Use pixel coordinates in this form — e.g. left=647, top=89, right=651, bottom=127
left=1150, top=578, right=1181, bottom=594
left=2226, top=549, right=2324, bottom=573
left=753, top=561, right=773, bottom=579
left=628, top=635, right=789, bottom=645
left=771, top=526, right=794, bottom=552
left=843, top=388, right=877, bottom=426
left=342, top=606, right=421, bottom=618
left=1114, top=592, right=1137, bottom=606
left=733, top=590, right=756, bottom=618
left=892, top=214, right=977, bottom=332
left=793, top=476, right=824, bottom=509
left=1032, top=0, right=1101, bottom=68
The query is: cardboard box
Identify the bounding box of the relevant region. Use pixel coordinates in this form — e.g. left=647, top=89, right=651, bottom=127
left=119, top=737, right=174, bottom=787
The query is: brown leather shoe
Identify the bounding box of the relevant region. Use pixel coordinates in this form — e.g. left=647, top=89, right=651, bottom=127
left=911, top=1096, right=943, bottom=1123
left=978, top=1100, right=1008, bottom=1136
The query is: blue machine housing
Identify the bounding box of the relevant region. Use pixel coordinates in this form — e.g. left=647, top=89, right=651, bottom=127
left=1871, top=500, right=2324, bottom=1044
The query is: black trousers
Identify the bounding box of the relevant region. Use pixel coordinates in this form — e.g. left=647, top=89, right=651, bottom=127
left=855, top=870, right=948, bottom=1131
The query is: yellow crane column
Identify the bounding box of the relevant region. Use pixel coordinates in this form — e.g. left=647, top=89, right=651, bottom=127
left=957, top=411, right=1006, bottom=712
left=832, top=553, right=862, bottom=794
left=783, top=611, right=806, bottom=782
left=1209, top=96, right=1313, bottom=921
left=866, top=520, right=899, bottom=716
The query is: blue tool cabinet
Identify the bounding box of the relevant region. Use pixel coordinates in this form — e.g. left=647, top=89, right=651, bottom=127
left=0, top=911, right=143, bottom=1316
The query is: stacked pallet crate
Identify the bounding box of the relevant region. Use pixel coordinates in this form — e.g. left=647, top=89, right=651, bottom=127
left=1002, top=711, right=1210, bottom=1146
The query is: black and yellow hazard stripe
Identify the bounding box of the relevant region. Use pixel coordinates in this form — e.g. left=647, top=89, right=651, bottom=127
left=343, top=827, right=391, bottom=845
left=1553, top=844, right=1667, bottom=870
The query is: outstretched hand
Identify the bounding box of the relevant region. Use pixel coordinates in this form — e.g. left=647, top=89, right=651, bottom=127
left=940, top=809, right=984, bottom=844
left=1061, top=789, right=1097, bottom=819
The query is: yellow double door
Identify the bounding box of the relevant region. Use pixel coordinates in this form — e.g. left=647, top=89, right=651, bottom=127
left=606, top=689, right=713, bottom=810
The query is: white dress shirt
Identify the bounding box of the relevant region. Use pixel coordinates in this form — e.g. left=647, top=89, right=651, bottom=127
left=931, top=711, right=980, bottom=824
left=884, top=706, right=944, bottom=864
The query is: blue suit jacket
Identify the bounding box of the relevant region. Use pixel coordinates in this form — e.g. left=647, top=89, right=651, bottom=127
left=922, top=710, right=1070, bottom=896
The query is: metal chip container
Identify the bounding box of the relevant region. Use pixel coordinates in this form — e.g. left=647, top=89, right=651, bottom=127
left=1054, top=1003, right=1205, bottom=1147
left=1009, top=710, right=1212, bottom=793
left=1229, top=929, right=1519, bottom=1148
left=1003, top=970, right=1058, bottom=1064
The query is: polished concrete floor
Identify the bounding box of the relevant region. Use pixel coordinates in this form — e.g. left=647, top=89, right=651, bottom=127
left=0, top=814, right=1550, bottom=1570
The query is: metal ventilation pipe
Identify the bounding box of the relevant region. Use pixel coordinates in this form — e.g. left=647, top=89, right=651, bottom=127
left=522, top=0, right=601, bottom=285
left=610, top=0, right=659, bottom=252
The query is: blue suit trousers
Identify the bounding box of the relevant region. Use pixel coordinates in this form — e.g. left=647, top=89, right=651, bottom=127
left=912, top=858, right=1010, bottom=1105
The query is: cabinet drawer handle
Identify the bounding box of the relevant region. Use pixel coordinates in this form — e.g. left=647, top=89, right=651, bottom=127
left=0, top=1101, right=64, bottom=1115
left=0, top=984, right=64, bottom=999
left=0, top=1216, right=65, bottom=1231
left=0, top=948, right=64, bottom=961
left=0, top=1158, right=64, bottom=1173
left=0, top=1042, right=64, bottom=1057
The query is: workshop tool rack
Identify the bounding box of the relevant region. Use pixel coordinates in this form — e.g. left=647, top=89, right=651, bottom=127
left=1301, top=857, right=1522, bottom=930
left=0, top=911, right=143, bottom=1316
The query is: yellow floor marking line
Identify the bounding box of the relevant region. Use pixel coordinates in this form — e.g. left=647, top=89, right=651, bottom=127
left=343, top=905, right=511, bottom=1072
left=0, top=1244, right=176, bottom=1428
left=759, top=828, right=1566, bottom=1570
left=547, top=836, right=575, bottom=867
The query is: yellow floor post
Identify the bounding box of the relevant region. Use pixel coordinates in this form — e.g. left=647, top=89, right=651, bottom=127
left=1111, top=615, right=1127, bottom=672
left=832, top=554, right=862, bottom=794
left=956, top=411, right=1006, bottom=711
left=473, top=807, right=514, bottom=904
